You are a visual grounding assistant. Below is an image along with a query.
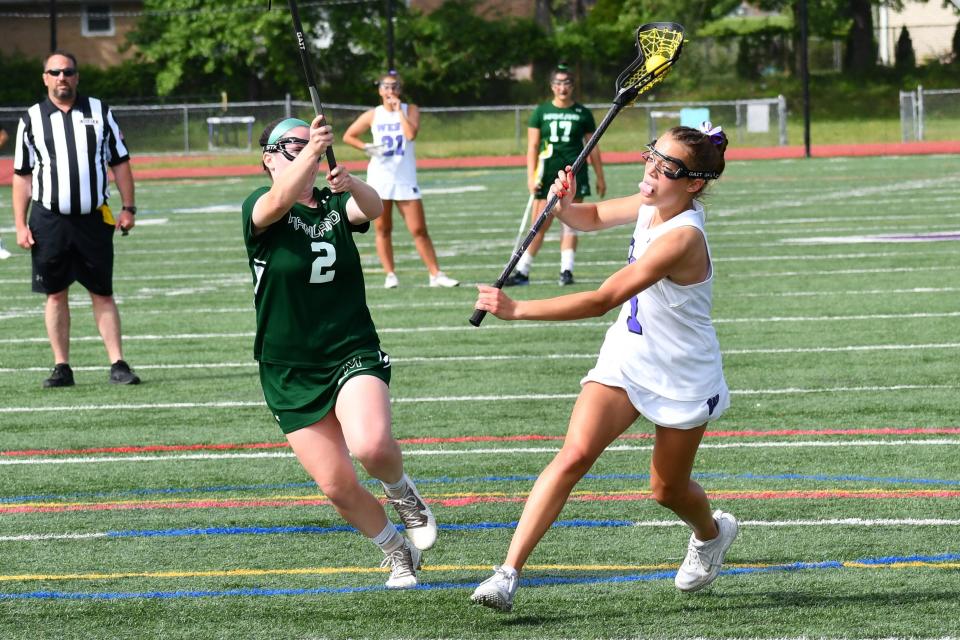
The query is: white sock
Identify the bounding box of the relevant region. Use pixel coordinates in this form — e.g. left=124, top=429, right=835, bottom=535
left=517, top=253, right=533, bottom=275
left=561, top=249, right=575, bottom=273
left=371, top=521, right=405, bottom=553
left=500, top=564, right=518, bottom=577
left=381, top=474, right=408, bottom=499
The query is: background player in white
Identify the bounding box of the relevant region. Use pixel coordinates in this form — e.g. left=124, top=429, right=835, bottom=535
left=470, top=124, right=737, bottom=612
left=343, top=72, right=458, bottom=289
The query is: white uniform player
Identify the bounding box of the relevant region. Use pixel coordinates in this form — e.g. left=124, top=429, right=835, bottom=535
left=584, top=201, right=729, bottom=429
left=342, top=74, right=458, bottom=289
left=471, top=125, right=739, bottom=613
left=365, top=104, right=420, bottom=202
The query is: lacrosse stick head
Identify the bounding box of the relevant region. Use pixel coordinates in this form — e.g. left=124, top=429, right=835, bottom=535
left=614, top=22, right=685, bottom=106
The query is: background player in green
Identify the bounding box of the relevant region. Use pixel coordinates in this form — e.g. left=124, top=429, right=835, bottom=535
left=242, top=115, right=437, bottom=589
left=505, top=65, right=606, bottom=287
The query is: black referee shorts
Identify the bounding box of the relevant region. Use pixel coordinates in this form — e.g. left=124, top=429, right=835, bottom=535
left=29, top=203, right=116, bottom=296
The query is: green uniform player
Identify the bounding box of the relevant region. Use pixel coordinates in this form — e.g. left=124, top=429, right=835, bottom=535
left=242, top=184, right=389, bottom=433
left=243, top=116, right=436, bottom=590
left=528, top=100, right=597, bottom=199
left=504, top=66, right=605, bottom=288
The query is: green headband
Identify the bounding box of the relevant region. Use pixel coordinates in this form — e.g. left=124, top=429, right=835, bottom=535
left=266, top=118, right=310, bottom=145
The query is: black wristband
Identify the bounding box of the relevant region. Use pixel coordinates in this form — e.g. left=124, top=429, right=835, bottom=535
left=122, top=206, right=137, bottom=215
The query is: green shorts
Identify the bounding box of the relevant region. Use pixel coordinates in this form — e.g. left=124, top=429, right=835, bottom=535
left=258, top=349, right=391, bottom=434
left=535, top=158, right=591, bottom=200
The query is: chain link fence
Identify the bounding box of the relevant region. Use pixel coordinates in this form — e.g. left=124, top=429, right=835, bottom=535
left=899, top=86, right=960, bottom=142
left=0, top=94, right=787, bottom=157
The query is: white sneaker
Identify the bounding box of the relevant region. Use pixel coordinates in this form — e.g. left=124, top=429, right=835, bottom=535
left=384, top=272, right=399, bottom=289
left=381, top=539, right=422, bottom=589
left=471, top=565, right=518, bottom=612
left=386, top=475, right=437, bottom=550
left=429, top=271, right=459, bottom=288
left=0, top=239, right=11, bottom=260
left=675, top=510, right=738, bottom=592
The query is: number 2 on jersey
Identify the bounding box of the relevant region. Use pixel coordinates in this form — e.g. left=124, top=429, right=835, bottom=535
left=310, top=242, right=336, bottom=283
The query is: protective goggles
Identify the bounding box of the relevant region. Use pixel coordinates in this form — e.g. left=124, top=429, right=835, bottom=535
left=641, top=140, right=720, bottom=180
left=263, top=137, right=309, bottom=162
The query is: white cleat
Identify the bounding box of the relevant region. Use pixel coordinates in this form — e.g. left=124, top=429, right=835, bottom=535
left=384, top=272, right=399, bottom=289
left=381, top=539, right=422, bottom=589
left=470, top=565, right=518, bottom=612
left=675, top=510, right=739, bottom=593
left=429, top=271, right=459, bottom=288
left=386, top=475, right=437, bottom=551
left=0, top=239, right=11, bottom=260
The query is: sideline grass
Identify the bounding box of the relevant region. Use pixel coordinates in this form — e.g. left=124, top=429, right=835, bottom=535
left=0, top=154, right=958, bottom=639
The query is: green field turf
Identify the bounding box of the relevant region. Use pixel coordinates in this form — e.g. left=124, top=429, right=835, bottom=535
left=0, top=154, right=958, bottom=639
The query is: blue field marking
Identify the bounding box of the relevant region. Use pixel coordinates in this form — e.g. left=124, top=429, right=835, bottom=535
left=4, top=470, right=959, bottom=504
left=851, top=551, right=960, bottom=565
left=1, top=553, right=956, bottom=601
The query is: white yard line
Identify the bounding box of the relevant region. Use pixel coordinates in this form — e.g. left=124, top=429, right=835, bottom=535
left=4, top=517, right=960, bottom=543
left=1, top=439, right=959, bottom=466
left=3, top=342, right=960, bottom=374
left=2, top=310, right=960, bottom=345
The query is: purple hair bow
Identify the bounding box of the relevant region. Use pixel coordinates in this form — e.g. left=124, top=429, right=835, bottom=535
left=699, top=121, right=724, bottom=145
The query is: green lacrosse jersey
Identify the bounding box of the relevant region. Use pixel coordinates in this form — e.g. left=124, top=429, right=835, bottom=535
left=528, top=101, right=597, bottom=168
left=242, top=186, right=379, bottom=367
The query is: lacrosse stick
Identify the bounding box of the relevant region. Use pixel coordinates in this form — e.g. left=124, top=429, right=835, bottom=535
left=470, top=22, right=685, bottom=327
left=269, top=0, right=337, bottom=169
left=513, top=143, right=554, bottom=254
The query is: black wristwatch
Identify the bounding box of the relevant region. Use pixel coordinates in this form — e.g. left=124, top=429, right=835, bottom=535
left=122, top=205, right=137, bottom=215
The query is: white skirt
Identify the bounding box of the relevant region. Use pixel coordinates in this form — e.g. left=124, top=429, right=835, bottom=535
left=581, top=361, right=730, bottom=430
left=368, top=180, right=422, bottom=202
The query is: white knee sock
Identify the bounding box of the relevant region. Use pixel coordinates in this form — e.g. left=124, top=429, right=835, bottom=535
left=381, top=474, right=408, bottom=499
left=517, top=252, right=533, bottom=275
left=561, top=249, right=575, bottom=273
left=370, top=520, right=405, bottom=553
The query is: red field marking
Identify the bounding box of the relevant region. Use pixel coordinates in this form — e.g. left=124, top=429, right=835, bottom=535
left=3, top=488, right=958, bottom=515
left=3, top=140, right=958, bottom=185
left=0, top=442, right=289, bottom=457
left=439, top=489, right=960, bottom=507
left=3, top=427, right=959, bottom=458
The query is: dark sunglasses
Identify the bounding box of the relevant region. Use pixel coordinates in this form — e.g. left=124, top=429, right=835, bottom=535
left=45, top=68, right=77, bottom=77
left=263, top=137, right=309, bottom=162
left=641, top=140, right=720, bottom=180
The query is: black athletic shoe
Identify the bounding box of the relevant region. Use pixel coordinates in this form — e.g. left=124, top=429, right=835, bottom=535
left=43, top=363, right=75, bottom=388
left=558, top=270, right=575, bottom=286
left=503, top=270, right=529, bottom=287
left=109, top=360, right=141, bottom=385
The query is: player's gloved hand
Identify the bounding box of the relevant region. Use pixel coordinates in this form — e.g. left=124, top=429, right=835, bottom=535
left=363, top=143, right=386, bottom=158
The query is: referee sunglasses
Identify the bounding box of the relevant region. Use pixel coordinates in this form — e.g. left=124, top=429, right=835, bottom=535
left=45, top=68, right=78, bottom=77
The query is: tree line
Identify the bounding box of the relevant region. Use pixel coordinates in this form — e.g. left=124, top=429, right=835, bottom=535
left=0, top=0, right=957, bottom=107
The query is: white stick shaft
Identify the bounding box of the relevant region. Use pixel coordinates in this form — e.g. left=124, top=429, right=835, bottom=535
left=512, top=194, right=535, bottom=254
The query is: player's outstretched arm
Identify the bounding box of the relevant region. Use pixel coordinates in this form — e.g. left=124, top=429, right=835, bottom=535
left=252, top=116, right=330, bottom=231
left=550, top=167, right=639, bottom=232
left=340, top=173, right=383, bottom=223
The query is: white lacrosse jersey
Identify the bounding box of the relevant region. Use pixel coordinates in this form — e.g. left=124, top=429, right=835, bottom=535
left=597, top=201, right=726, bottom=401
left=366, top=104, right=418, bottom=191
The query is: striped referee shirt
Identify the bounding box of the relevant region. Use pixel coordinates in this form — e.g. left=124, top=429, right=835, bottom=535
left=13, top=94, right=130, bottom=215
